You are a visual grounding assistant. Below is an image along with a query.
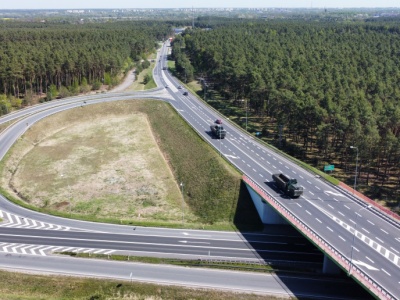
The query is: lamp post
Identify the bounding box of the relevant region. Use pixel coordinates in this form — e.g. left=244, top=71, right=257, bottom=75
left=350, top=146, right=359, bottom=193
left=245, top=99, right=248, bottom=132
left=349, top=205, right=372, bottom=275
left=180, top=182, right=184, bottom=224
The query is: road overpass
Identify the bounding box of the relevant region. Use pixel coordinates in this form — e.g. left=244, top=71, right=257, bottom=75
left=0, top=40, right=398, bottom=299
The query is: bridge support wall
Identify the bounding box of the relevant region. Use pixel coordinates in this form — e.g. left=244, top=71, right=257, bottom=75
left=245, top=184, right=287, bottom=225
left=323, top=255, right=341, bottom=274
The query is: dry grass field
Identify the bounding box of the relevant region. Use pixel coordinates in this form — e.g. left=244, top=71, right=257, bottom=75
left=1, top=101, right=196, bottom=224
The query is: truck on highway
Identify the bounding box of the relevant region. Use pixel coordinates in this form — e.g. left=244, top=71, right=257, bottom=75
left=272, top=173, right=303, bottom=198
left=210, top=124, right=226, bottom=139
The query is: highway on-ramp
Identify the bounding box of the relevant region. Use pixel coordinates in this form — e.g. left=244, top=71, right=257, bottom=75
left=0, top=40, right=395, bottom=299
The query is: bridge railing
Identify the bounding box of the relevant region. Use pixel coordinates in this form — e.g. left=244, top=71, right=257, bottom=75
left=242, top=175, right=395, bottom=300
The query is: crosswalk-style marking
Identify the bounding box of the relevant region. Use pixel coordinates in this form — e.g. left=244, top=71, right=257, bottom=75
left=0, top=210, right=70, bottom=231
left=0, top=243, right=116, bottom=256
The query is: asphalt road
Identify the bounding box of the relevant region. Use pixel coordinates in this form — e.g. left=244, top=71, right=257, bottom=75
left=0, top=40, right=395, bottom=299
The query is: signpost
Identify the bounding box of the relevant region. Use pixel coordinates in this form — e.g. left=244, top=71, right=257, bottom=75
left=324, top=165, right=335, bottom=172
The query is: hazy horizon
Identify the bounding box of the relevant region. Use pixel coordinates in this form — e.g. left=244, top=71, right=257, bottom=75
left=1, top=0, right=399, bottom=10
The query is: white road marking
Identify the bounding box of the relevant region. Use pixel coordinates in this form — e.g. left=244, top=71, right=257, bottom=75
left=376, top=237, right=384, bottom=243
left=353, top=260, right=378, bottom=271
left=367, top=220, right=375, bottom=226
left=380, top=229, right=388, bottom=234
left=299, top=176, right=304, bottom=179
left=324, top=191, right=345, bottom=197
left=382, top=269, right=391, bottom=276
left=307, top=180, right=312, bottom=184
left=309, top=191, right=314, bottom=196
left=296, top=203, right=302, bottom=207
left=315, top=186, right=320, bottom=190
left=366, top=256, right=375, bottom=264
left=328, top=204, right=334, bottom=209
left=390, top=247, right=399, bottom=254
left=339, top=236, right=346, bottom=242
left=344, top=205, right=350, bottom=210
left=316, top=218, right=322, bottom=223
left=362, top=228, right=370, bottom=234
left=338, top=211, right=345, bottom=217
left=327, top=227, right=333, bottom=232
left=306, top=210, right=311, bottom=215
left=349, top=219, right=356, bottom=224
left=353, top=246, right=359, bottom=252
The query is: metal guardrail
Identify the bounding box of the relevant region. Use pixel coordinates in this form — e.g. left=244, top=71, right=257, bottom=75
left=242, top=175, right=396, bottom=300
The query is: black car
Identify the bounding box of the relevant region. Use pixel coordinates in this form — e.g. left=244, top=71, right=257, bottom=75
left=183, top=91, right=188, bottom=96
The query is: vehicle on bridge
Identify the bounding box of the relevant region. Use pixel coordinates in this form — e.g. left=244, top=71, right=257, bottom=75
left=210, top=124, right=226, bottom=139
left=272, top=173, right=303, bottom=198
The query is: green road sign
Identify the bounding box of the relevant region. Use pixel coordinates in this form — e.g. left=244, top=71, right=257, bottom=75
left=324, top=165, right=335, bottom=171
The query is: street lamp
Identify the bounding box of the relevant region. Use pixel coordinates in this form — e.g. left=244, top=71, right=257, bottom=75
left=349, top=205, right=372, bottom=275
left=245, top=99, right=248, bottom=132
left=350, top=146, right=359, bottom=193
left=180, top=182, right=184, bottom=224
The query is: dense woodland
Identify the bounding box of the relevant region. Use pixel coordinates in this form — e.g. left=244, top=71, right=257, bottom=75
left=0, top=21, right=172, bottom=110
left=173, top=20, right=400, bottom=207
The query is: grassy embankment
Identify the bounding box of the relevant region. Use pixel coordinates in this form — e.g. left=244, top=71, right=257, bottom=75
left=0, top=269, right=282, bottom=300
left=0, top=100, right=262, bottom=231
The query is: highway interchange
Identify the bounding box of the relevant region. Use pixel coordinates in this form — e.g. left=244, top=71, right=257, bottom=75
left=0, top=41, right=397, bottom=299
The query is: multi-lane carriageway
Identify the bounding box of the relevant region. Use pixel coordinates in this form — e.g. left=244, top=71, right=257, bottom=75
left=0, top=40, right=398, bottom=299
left=156, top=42, right=400, bottom=300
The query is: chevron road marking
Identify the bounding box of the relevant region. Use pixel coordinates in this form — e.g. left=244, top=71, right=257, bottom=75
left=0, top=210, right=71, bottom=231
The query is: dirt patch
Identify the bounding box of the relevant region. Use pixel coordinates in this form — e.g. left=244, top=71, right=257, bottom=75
left=1, top=101, right=194, bottom=223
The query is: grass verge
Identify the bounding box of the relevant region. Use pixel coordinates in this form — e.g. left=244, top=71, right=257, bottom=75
left=0, top=269, right=283, bottom=300
left=59, top=252, right=276, bottom=272
left=0, top=100, right=262, bottom=231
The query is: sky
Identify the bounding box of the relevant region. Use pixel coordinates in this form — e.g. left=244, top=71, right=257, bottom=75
left=1, top=1, right=399, bottom=9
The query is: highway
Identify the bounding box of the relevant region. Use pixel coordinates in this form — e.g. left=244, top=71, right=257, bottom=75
left=0, top=40, right=397, bottom=299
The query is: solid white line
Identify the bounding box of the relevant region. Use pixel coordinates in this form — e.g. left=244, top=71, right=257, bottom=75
left=366, top=256, right=374, bottom=263
left=382, top=269, right=391, bottom=276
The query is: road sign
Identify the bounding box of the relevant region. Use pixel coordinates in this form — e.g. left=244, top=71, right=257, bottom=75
left=324, top=165, right=334, bottom=172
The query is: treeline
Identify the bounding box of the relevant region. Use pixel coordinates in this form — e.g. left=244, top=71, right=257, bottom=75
left=0, top=21, right=172, bottom=111
left=174, top=20, right=400, bottom=203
